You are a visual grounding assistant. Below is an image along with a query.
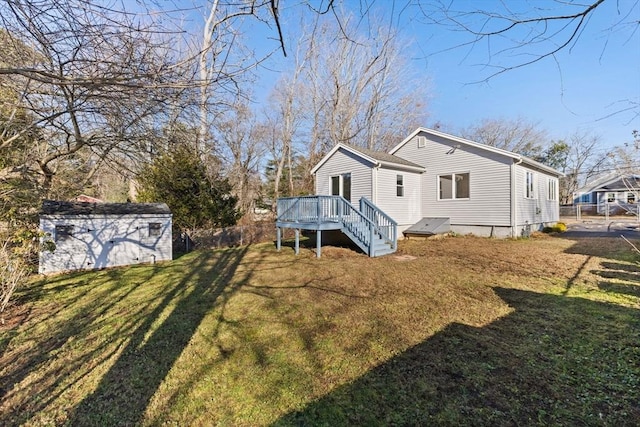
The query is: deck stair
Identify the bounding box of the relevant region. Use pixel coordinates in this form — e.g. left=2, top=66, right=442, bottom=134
left=276, top=195, right=397, bottom=258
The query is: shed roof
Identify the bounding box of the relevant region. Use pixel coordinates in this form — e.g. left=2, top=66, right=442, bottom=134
left=41, top=200, right=171, bottom=216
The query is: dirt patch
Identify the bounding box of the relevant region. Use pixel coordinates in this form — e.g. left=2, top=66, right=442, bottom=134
left=393, top=254, right=417, bottom=261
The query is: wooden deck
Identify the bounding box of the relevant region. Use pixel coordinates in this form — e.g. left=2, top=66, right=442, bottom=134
left=276, top=196, right=397, bottom=258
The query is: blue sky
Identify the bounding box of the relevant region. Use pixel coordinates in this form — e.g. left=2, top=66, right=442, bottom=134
left=252, top=0, right=639, bottom=150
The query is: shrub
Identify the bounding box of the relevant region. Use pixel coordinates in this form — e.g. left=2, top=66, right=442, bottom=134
left=543, top=222, right=567, bottom=233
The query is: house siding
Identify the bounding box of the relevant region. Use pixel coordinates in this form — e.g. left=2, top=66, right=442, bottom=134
left=375, top=168, right=422, bottom=227
left=314, top=147, right=373, bottom=203
left=39, top=213, right=172, bottom=274
left=515, top=165, right=560, bottom=232
left=393, top=133, right=513, bottom=227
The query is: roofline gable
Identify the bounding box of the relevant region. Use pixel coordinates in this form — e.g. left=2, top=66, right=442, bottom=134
left=310, top=143, right=376, bottom=175
left=389, top=127, right=564, bottom=177
left=310, top=143, right=425, bottom=174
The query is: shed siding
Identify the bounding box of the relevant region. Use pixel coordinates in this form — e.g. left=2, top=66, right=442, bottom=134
left=39, top=213, right=172, bottom=274
left=393, top=133, right=513, bottom=226
left=375, top=168, right=422, bottom=227
left=315, top=147, right=373, bottom=202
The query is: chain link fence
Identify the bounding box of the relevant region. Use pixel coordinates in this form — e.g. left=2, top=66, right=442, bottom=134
left=560, top=203, right=640, bottom=221
left=173, top=222, right=278, bottom=253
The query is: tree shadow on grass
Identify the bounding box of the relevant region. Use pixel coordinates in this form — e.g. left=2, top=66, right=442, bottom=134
left=1, top=246, right=255, bottom=426
left=560, top=236, right=640, bottom=263
left=0, top=266, right=159, bottom=408
left=274, top=288, right=640, bottom=426
left=64, top=246, right=252, bottom=426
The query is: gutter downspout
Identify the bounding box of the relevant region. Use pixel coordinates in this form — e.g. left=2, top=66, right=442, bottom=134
left=372, top=163, right=380, bottom=204
left=511, top=157, right=523, bottom=238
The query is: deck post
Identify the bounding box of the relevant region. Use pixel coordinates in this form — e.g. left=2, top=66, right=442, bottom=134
left=276, top=227, right=281, bottom=251
left=294, top=229, right=300, bottom=255
left=369, top=225, right=375, bottom=257
left=316, top=230, right=321, bottom=258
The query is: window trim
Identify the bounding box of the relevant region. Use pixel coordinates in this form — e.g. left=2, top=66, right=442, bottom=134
left=627, top=192, right=637, bottom=204
left=396, top=174, right=404, bottom=197
left=547, top=178, right=557, bottom=201
left=437, top=172, right=470, bottom=201
left=330, top=173, right=352, bottom=202
left=525, top=171, right=535, bottom=199
left=148, top=222, right=162, bottom=237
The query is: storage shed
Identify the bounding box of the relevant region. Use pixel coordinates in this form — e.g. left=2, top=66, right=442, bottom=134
left=39, top=200, right=172, bottom=274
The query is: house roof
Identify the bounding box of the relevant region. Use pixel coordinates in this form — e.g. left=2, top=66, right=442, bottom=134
left=41, top=200, right=172, bottom=216
left=577, top=173, right=640, bottom=193
left=389, top=127, right=565, bottom=177
left=310, top=143, right=425, bottom=174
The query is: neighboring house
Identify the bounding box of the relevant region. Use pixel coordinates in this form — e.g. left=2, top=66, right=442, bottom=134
left=573, top=173, right=640, bottom=214
left=39, top=200, right=172, bottom=274
left=312, top=127, right=563, bottom=238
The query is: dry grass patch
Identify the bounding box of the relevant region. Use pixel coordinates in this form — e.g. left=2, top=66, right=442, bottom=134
left=0, top=235, right=638, bottom=426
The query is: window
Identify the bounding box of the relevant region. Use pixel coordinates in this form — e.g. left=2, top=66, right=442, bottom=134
left=330, top=173, right=351, bottom=202
left=55, top=225, right=74, bottom=241
left=579, top=193, right=590, bottom=203
left=342, top=173, right=351, bottom=202
left=607, top=192, right=616, bottom=203
left=149, top=223, right=162, bottom=237
left=438, top=173, right=470, bottom=200
left=628, top=192, right=637, bottom=204
left=331, top=176, right=340, bottom=196
left=548, top=179, right=557, bottom=201
left=417, top=136, right=426, bottom=148
left=525, top=171, right=535, bottom=199
left=396, top=174, right=404, bottom=197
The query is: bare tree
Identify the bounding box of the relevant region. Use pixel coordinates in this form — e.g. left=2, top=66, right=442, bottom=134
left=302, top=16, right=429, bottom=152
left=460, top=117, right=548, bottom=157
left=0, top=0, right=194, bottom=202
left=215, top=100, right=266, bottom=219
left=556, top=132, right=611, bottom=204
left=260, top=13, right=430, bottom=196
left=195, top=0, right=278, bottom=154
left=417, top=0, right=639, bottom=120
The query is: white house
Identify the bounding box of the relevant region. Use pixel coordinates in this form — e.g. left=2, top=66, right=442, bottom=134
left=312, top=127, right=563, bottom=238
left=39, top=200, right=172, bottom=274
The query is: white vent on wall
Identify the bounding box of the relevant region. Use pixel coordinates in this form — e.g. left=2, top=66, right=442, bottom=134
left=417, top=136, right=426, bottom=148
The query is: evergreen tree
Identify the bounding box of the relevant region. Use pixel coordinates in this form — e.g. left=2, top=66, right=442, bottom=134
left=137, top=146, right=240, bottom=230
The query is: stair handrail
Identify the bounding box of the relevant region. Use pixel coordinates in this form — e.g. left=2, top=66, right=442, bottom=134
left=359, top=197, right=398, bottom=249
left=277, top=195, right=395, bottom=256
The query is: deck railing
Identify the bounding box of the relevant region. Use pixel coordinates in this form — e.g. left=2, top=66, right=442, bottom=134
left=277, top=195, right=397, bottom=256
left=359, top=197, right=398, bottom=249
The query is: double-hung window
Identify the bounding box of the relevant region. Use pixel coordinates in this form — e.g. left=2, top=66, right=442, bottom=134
left=548, top=178, right=557, bottom=201
left=396, top=175, right=404, bottom=197
left=438, top=172, right=470, bottom=200
left=628, top=192, right=637, bottom=204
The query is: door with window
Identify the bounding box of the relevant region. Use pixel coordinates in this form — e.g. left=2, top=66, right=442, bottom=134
left=330, top=173, right=351, bottom=202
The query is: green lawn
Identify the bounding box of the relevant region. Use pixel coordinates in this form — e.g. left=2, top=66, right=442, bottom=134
left=1, top=235, right=639, bottom=426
